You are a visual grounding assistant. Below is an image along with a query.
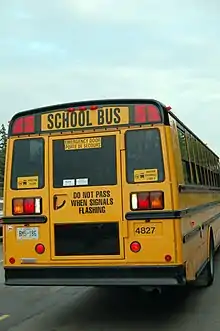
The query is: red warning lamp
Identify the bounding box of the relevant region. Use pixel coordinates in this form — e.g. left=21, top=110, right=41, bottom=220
left=90, top=105, right=98, bottom=110
left=67, top=107, right=75, bottom=112
left=78, top=106, right=87, bottom=111
left=12, top=117, right=23, bottom=134
left=134, top=104, right=161, bottom=123
left=12, top=115, right=35, bottom=134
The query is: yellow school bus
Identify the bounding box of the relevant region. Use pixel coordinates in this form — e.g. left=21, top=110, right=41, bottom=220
left=3, top=99, right=220, bottom=288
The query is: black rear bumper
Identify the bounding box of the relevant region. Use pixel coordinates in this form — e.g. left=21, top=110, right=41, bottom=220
left=5, top=265, right=186, bottom=286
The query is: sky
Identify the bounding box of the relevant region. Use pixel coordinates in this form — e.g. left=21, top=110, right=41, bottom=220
left=1, top=0, right=220, bottom=153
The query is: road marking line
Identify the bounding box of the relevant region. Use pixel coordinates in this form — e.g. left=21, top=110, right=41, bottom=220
left=0, top=314, right=10, bottom=321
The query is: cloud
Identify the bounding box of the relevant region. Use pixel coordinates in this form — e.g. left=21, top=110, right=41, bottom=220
left=0, top=1, right=220, bottom=153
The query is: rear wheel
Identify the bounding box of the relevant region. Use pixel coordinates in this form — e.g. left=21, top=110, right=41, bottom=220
left=194, top=234, right=214, bottom=287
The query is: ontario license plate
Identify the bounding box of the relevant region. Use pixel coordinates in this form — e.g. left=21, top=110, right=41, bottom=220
left=16, top=227, right=39, bottom=240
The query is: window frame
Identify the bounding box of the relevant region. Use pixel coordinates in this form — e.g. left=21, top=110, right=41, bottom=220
left=125, top=128, right=165, bottom=184
left=52, top=134, right=118, bottom=188
left=10, top=137, right=45, bottom=190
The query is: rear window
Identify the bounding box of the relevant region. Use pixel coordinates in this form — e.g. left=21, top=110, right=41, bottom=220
left=53, top=135, right=117, bottom=187
left=11, top=138, right=44, bottom=189
left=125, top=129, right=164, bottom=183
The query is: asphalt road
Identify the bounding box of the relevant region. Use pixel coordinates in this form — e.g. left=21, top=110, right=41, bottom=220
left=1, top=246, right=220, bottom=330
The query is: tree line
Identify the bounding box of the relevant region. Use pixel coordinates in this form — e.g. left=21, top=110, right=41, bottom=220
left=0, top=124, right=7, bottom=196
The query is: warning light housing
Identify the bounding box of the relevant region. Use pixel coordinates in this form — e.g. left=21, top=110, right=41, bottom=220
left=134, top=104, right=161, bottom=123
left=12, top=197, right=42, bottom=215
left=131, top=191, right=164, bottom=210
left=12, top=115, right=35, bottom=135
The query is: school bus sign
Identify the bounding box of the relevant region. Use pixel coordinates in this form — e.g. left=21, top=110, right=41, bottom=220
left=41, top=107, right=129, bottom=131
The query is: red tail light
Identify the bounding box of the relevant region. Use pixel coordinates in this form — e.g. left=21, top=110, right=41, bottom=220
left=136, top=192, right=150, bottom=209
left=134, top=104, right=161, bottom=123
left=12, top=115, right=35, bottom=134
left=24, top=198, right=35, bottom=214
left=131, top=191, right=164, bottom=210
left=12, top=197, right=42, bottom=215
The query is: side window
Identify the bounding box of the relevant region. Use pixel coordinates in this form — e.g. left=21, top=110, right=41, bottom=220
left=177, top=128, right=191, bottom=184
left=178, top=126, right=220, bottom=188
left=187, top=135, right=198, bottom=184
left=11, top=138, right=44, bottom=190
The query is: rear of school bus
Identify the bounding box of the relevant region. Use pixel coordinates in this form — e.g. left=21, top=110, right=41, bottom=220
left=3, top=99, right=185, bottom=287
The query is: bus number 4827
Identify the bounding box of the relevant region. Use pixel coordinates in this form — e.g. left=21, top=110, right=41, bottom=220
left=135, top=226, right=156, bottom=235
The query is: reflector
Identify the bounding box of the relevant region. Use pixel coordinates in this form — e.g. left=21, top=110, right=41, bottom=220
left=130, top=241, right=141, bottom=253
left=35, top=243, right=45, bottom=254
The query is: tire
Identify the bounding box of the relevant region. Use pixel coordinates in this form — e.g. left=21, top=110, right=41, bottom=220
left=194, top=234, right=214, bottom=287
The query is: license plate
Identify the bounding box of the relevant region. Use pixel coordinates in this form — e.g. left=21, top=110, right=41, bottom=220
left=134, top=223, right=162, bottom=236
left=16, top=227, right=39, bottom=240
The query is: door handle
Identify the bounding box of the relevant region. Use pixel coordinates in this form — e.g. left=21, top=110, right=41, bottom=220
left=53, top=194, right=66, bottom=210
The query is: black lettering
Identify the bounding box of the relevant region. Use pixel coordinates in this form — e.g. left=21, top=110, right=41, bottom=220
left=78, top=111, right=86, bottom=127
left=135, top=227, right=140, bottom=234
left=97, top=109, right=105, bottom=125
left=54, top=113, right=62, bottom=129
left=83, top=191, right=93, bottom=198
left=113, top=108, right=121, bottom=124
left=105, top=108, right=113, bottom=124
left=73, top=192, right=81, bottom=199
left=79, top=207, right=84, bottom=214
left=86, top=111, right=92, bottom=126
left=70, top=112, right=77, bottom=127
left=96, top=190, right=111, bottom=198
left=141, top=227, right=146, bottom=234
left=47, top=114, right=54, bottom=129
left=71, top=199, right=87, bottom=207
left=62, top=112, right=69, bottom=128
left=79, top=206, right=106, bottom=214
left=89, top=198, right=113, bottom=206
left=135, top=226, right=156, bottom=234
